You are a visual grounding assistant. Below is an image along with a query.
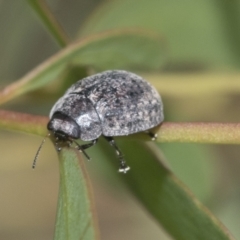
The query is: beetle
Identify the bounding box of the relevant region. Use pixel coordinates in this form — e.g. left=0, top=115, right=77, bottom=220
left=34, top=70, right=164, bottom=173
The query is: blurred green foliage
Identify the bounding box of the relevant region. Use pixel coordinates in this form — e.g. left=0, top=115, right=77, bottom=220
left=80, top=0, right=240, bottom=70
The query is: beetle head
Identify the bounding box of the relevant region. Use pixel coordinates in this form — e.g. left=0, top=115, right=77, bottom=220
left=32, top=112, right=81, bottom=169
left=47, top=112, right=80, bottom=140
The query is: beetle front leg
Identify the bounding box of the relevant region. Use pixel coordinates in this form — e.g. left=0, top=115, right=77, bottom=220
left=73, top=139, right=98, bottom=160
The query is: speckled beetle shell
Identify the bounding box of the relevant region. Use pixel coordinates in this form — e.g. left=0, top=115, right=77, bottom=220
left=48, top=70, right=164, bottom=139
left=47, top=70, right=164, bottom=173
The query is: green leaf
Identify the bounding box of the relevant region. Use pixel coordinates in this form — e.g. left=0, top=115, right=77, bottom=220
left=0, top=29, right=166, bottom=105
left=112, top=140, right=235, bottom=240
left=54, top=148, right=99, bottom=240
left=80, top=0, right=240, bottom=69
left=160, top=143, right=216, bottom=201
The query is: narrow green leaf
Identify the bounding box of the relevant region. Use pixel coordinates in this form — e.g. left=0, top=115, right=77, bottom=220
left=114, top=140, right=235, bottom=240
left=80, top=0, right=239, bottom=69
left=0, top=29, right=165, bottom=105
left=160, top=143, right=216, bottom=201
left=26, top=0, right=69, bottom=47
left=54, top=148, right=99, bottom=240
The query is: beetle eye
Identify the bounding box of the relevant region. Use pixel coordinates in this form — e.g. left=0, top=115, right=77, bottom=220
left=32, top=133, right=50, bottom=169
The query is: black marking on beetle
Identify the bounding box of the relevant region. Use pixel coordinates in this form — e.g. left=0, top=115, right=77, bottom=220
left=34, top=70, right=164, bottom=173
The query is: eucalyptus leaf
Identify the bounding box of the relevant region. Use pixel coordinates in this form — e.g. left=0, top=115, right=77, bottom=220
left=160, top=143, right=216, bottom=202
left=0, top=29, right=165, bottom=105
left=110, top=140, right=235, bottom=240
left=54, top=148, right=99, bottom=240
left=80, top=0, right=240, bottom=69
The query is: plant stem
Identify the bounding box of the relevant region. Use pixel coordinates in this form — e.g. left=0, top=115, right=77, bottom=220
left=26, top=0, right=69, bottom=47
left=0, top=110, right=48, bottom=136
left=1, top=110, right=240, bottom=144
left=156, top=122, right=240, bottom=144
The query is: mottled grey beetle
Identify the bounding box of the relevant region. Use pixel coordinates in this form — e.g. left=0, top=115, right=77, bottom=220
left=33, top=70, right=164, bottom=173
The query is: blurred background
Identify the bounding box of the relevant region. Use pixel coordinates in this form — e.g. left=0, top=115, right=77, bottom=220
left=1, top=0, right=240, bottom=239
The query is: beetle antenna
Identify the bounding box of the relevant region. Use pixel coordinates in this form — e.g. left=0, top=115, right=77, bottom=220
left=32, top=133, right=50, bottom=169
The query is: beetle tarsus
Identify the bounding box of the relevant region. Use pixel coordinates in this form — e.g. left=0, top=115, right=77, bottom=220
left=118, top=160, right=130, bottom=174
left=147, top=131, right=158, bottom=141
left=56, top=146, right=61, bottom=152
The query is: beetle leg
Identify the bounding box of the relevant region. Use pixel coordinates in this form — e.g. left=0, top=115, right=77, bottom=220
left=55, top=141, right=62, bottom=152
left=147, top=131, right=158, bottom=141
left=104, top=136, right=130, bottom=173
left=73, top=139, right=98, bottom=160
left=79, top=139, right=98, bottom=150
